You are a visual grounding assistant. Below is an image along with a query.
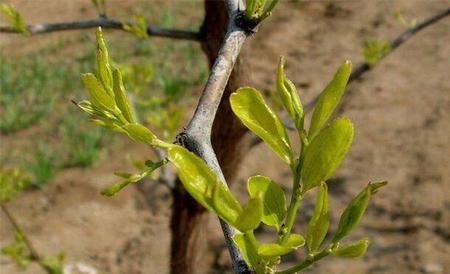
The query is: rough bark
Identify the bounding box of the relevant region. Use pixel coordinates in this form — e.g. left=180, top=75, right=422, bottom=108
left=169, top=1, right=251, bottom=273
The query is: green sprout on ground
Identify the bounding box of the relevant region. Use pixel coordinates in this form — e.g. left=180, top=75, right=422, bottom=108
left=78, top=28, right=386, bottom=273
left=0, top=166, right=65, bottom=274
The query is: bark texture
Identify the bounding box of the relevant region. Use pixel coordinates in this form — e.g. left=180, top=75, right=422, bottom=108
left=169, top=1, right=251, bottom=273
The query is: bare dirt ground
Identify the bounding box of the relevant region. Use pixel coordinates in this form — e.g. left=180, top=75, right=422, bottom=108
left=1, top=1, right=449, bottom=274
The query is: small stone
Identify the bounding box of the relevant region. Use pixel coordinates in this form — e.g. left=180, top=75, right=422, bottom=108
left=422, top=263, right=443, bottom=274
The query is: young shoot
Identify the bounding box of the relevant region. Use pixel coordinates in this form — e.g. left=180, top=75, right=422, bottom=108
left=78, top=29, right=386, bottom=273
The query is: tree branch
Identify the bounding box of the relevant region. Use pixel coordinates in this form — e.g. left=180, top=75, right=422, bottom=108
left=0, top=202, right=42, bottom=266
left=176, top=1, right=252, bottom=273
left=303, top=6, right=450, bottom=113
left=249, top=6, right=450, bottom=148
left=0, top=16, right=202, bottom=41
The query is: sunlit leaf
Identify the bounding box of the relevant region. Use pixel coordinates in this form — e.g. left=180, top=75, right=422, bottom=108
left=112, top=67, right=134, bottom=123
left=212, top=183, right=242, bottom=225
left=0, top=4, right=28, bottom=35
left=168, top=146, right=220, bottom=212
left=308, top=60, right=352, bottom=139
left=247, top=175, right=286, bottom=231
left=81, top=73, right=115, bottom=111
left=258, top=234, right=304, bottom=258
left=233, top=233, right=260, bottom=267
left=332, top=182, right=387, bottom=242
left=230, top=87, right=292, bottom=164
left=123, top=15, right=149, bottom=39
left=95, top=28, right=113, bottom=96
left=306, top=182, right=329, bottom=252
left=301, top=117, right=354, bottom=192
left=122, top=123, right=156, bottom=146
left=333, top=237, right=370, bottom=258
left=277, top=56, right=303, bottom=129
left=235, top=196, right=263, bottom=232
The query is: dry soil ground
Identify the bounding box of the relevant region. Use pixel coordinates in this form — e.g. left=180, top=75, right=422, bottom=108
left=0, top=1, right=449, bottom=274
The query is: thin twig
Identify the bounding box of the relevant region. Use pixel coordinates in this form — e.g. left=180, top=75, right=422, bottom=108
left=0, top=202, right=41, bottom=263
left=152, top=147, right=174, bottom=189
left=0, top=16, right=202, bottom=41
left=303, top=6, right=450, bottom=113
left=249, top=6, right=450, bottom=148
left=176, top=1, right=253, bottom=273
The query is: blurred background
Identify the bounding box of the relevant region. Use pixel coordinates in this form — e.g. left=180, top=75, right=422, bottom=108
left=0, top=0, right=449, bottom=273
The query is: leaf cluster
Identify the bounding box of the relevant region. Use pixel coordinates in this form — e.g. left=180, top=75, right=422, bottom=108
left=78, top=29, right=387, bottom=273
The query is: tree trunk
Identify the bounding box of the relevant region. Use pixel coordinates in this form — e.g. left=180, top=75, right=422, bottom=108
left=169, top=1, right=251, bottom=273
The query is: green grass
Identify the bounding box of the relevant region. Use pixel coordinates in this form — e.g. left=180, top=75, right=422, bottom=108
left=0, top=1, right=206, bottom=186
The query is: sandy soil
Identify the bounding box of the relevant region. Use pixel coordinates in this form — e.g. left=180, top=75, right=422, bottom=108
left=1, top=1, right=449, bottom=274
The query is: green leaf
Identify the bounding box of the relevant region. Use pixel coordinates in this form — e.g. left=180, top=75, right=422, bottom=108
left=1, top=230, right=29, bottom=269
left=277, top=56, right=303, bottom=128
left=247, top=175, right=286, bottom=231
left=233, top=233, right=260, bottom=267
left=235, top=196, right=263, bottom=232
left=0, top=4, right=28, bottom=35
left=102, top=159, right=166, bottom=197
left=332, top=182, right=387, bottom=243
left=168, top=145, right=215, bottom=210
left=122, top=123, right=156, bottom=145
left=284, top=233, right=305, bottom=248
left=361, top=39, right=391, bottom=67
left=41, top=252, right=65, bottom=274
left=308, top=60, right=352, bottom=139
left=212, top=183, right=242, bottom=225
left=230, top=87, right=292, bottom=164
left=81, top=73, right=115, bottom=111
left=306, top=182, right=329, bottom=252
left=0, top=166, right=32, bottom=202
left=112, top=67, right=134, bottom=123
left=333, top=237, right=370, bottom=258
left=258, top=234, right=304, bottom=258
left=258, top=243, right=291, bottom=258
left=301, top=117, right=354, bottom=192
left=95, top=28, right=113, bottom=96
left=123, top=15, right=149, bottom=39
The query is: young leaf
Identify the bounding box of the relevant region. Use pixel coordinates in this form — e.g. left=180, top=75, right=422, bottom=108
left=332, top=237, right=370, bottom=258
left=258, top=243, right=291, bottom=258
left=112, top=67, right=134, bottom=123
left=332, top=182, right=387, bottom=243
left=233, top=233, right=260, bottom=267
left=102, top=159, right=166, bottom=196
left=123, top=15, right=149, bottom=39
left=168, top=145, right=216, bottom=210
left=95, top=28, right=113, bottom=96
left=0, top=4, right=28, bottom=35
left=122, top=123, right=156, bottom=146
left=230, top=87, right=293, bottom=164
left=235, top=196, right=263, bottom=232
left=308, top=60, right=352, bottom=139
left=277, top=56, right=303, bottom=128
left=212, top=183, right=243, bottom=225
left=301, top=117, right=354, bottom=192
left=247, top=175, right=286, bottom=231
left=284, top=233, right=305, bottom=248
left=258, top=234, right=304, bottom=258
left=101, top=180, right=131, bottom=197
left=81, top=73, right=115, bottom=111
left=306, top=182, right=329, bottom=252
left=1, top=230, right=29, bottom=269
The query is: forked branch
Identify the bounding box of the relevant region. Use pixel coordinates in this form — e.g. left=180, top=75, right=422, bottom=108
left=176, top=0, right=253, bottom=273
left=0, top=16, right=202, bottom=41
